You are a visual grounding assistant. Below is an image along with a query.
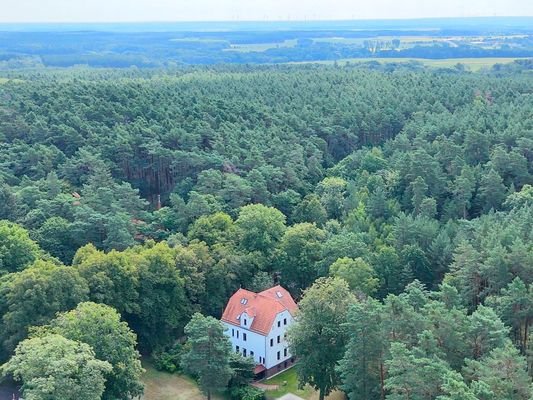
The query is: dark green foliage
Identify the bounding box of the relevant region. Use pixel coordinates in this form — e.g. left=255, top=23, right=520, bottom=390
left=181, top=313, right=233, bottom=400
left=0, top=64, right=532, bottom=400
left=153, top=343, right=184, bottom=373
left=228, top=386, right=265, bottom=400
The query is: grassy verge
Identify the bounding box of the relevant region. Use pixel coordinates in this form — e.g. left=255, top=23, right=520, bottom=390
left=264, top=367, right=314, bottom=400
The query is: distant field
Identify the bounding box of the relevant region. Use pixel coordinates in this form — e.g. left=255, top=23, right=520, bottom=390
left=225, top=39, right=298, bottom=52
left=292, top=57, right=528, bottom=71
left=0, top=78, right=24, bottom=84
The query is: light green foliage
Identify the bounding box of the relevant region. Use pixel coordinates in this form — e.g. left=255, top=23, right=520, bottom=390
left=2, top=334, right=112, bottom=400
left=74, top=245, right=140, bottom=317
left=44, top=302, right=144, bottom=400
left=329, top=257, right=379, bottom=296
left=279, top=223, right=326, bottom=294
left=289, top=277, right=356, bottom=400
left=0, top=221, right=41, bottom=275
left=181, top=313, right=233, bottom=400
left=188, top=212, right=235, bottom=246
left=504, top=184, right=533, bottom=209
left=436, top=371, right=481, bottom=400
left=0, top=261, right=89, bottom=359
left=235, top=204, right=286, bottom=254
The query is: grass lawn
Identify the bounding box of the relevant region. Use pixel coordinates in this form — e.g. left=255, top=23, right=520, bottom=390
left=140, top=359, right=225, bottom=400
left=264, top=367, right=345, bottom=400
left=264, top=367, right=314, bottom=400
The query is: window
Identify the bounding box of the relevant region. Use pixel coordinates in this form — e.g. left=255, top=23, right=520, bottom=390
left=277, top=351, right=280, bottom=360
left=240, top=298, right=248, bottom=305
left=250, top=351, right=254, bottom=357
left=284, top=348, right=288, bottom=357
left=243, top=348, right=247, bottom=357
left=243, top=333, right=247, bottom=341
left=284, top=318, right=287, bottom=325
left=243, top=319, right=247, bottom=326
left=237, top=331, right=239, bottom=339
left=236, top=346, right=239, bottom=352
left=232, top=329, right=234, bottom=337
left=259, top=356, right=263, bottom=364
left=277, top=335, right=280, bottom=344
left=277, top=321, right=281, bottom=328
left=270, top=338, right=274, bottom=347
left=276, top=291, right=283, bottom=298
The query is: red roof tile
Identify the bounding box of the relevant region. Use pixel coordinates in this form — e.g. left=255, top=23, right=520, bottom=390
left=221, top=285, right=298, bottom=335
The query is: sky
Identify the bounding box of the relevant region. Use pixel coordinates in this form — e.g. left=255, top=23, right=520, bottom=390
left=1, top=0, right=532, bottom=23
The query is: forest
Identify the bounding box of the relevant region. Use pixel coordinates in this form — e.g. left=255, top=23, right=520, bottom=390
left=0, top=60, right=532, bottom=399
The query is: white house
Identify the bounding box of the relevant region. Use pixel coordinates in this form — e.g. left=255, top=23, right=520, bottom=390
left=221, top=285, right=298, bottom=378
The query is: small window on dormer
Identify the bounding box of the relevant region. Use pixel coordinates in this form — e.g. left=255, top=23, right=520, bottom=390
left=244, top=319, right=247, bottom=326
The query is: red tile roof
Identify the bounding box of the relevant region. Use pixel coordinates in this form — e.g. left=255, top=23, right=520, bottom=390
left=221, top=285, right=298, bottom=335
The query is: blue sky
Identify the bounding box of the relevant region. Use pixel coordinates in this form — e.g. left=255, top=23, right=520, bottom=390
left=1, top=0, right=532, bottom=23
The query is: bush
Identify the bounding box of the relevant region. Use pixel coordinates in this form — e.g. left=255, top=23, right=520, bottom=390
left=229, top=385, right=265, bottom=400
left=152, top=343, right=183, bottom=373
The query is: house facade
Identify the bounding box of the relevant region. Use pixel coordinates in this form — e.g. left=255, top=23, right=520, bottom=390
left=221, top=285, right=298, bottom=378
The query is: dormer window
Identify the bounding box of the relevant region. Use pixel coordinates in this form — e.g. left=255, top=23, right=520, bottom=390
left=243, top=319, right=247, bottom=326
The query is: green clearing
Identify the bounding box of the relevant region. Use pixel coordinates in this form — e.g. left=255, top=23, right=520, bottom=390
left=264, top=367, right=314, bottom=400
left=291, top=57, right=528, bottom=71
left=0, top=78, right=24, bottom=84
left=140, top=360, right=225, bottom=400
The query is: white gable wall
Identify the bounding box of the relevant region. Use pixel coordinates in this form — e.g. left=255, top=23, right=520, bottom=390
left=264, top=309, right=294, bottom=369
left=222, top=309, right=295, bottom=369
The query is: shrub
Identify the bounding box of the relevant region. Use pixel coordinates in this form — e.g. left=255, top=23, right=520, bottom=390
left=229, top=385, right=265, bottom=400
left=152, top=343, right=183, bottom=373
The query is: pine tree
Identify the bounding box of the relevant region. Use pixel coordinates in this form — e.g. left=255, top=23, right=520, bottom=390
left=181, top=313, right=233, bottom=400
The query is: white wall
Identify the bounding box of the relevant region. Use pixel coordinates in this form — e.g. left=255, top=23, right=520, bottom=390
left=222, top=309, right=295, bottom=369
left=264, top=310, right=294, bottom=369
left=222, top=322, right=267, bottom=365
